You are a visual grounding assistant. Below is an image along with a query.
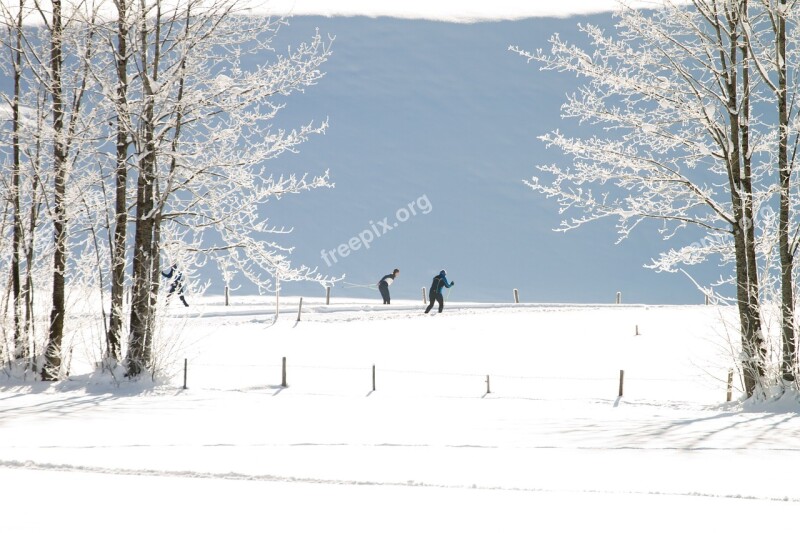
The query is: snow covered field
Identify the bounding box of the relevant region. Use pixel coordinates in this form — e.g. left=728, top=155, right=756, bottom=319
left=3, top=297, right=800, bottom=532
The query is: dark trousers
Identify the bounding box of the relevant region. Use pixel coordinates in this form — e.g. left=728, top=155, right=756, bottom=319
left=425, top=290, right=444, bottom=313
left=167, top=284, right=189, bottom=307
left=379, top=283, right=390, bottom=304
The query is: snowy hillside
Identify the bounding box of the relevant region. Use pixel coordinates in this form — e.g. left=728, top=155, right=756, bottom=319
left=3, top=298, right=800, bottom=532
left=209, top=13, right=721, bottom=305
left=0, top=10, right=722, bottom=305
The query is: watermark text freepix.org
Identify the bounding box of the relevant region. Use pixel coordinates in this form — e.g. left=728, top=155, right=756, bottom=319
left=321, top=194, right=433, bottom=266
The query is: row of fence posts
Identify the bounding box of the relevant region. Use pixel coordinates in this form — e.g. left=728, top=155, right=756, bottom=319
left=262, top=287, right=639, bottom=322
left=181, top=358, right=737, bottom=401
left=220, top=286, right=715, bottom=307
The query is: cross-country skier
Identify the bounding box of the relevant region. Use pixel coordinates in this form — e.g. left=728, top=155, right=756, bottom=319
left=378, top=268, right=400, bottom=304
left=424, top=270, right=454, bottom=314
left=162, top=263, right=189, bottom=307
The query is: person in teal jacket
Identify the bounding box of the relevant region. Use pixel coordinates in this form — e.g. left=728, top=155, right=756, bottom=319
left=424, top=270, right=454, bottom=314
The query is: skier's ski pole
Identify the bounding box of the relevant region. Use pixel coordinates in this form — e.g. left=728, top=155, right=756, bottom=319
left=343, top=281, right=378, bottom=291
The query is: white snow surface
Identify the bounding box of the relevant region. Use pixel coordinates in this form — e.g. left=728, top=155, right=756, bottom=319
left=2, top=297, right=800, bottom=532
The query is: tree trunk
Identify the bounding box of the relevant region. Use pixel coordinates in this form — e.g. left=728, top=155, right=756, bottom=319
left=776, top=0, right=796, bottom=382
left=42, top=0, right=66, bottom=381
left=126, top=116, right=156, bottom=376
left=107, top=0, right=130, bottom=362
left=11, top=0, right=25, bottom=360
left=728, top=3, right=767, bottom=396
left=126, top=0, right=158, bottom=376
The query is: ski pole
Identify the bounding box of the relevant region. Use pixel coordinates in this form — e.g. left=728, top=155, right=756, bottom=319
left=342, top=282, right=379, bottom=291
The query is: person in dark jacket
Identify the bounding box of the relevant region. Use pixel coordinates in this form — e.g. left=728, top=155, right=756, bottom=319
left=378, top=268, right=400, bottom=304
left=424, top=270, right=454, bottom=314
left=162, top=263, right=189, bottom=307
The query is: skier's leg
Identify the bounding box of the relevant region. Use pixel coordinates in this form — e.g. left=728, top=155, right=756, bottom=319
left=379, top=284, right=389, bottom=304
left=180, top=295, right=189, bottom=307
left=424, top=290, right=436, bottom=313
left=437, top=293, right=444, bottom=313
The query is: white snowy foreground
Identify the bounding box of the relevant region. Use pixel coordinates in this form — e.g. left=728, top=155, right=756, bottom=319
left=2, top=297, right=800, bottom=532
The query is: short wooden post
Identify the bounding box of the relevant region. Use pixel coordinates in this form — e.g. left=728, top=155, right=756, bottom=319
left=372, top=365, right=376, bottom=392
left=225, top=286, right=230, bottom=306
left=618, top=369, right=624, bottom=397
left=297, top=297, right=304, bottom=322
left=513, top=288, right=519, bottom=304
left=616, top=291, right=622, bottom=304
left=705, top=294, right=710, bottom=305
left=726, top=369, right=733, bottom=402
left=422, top=287, right=427, bottom=305
left=183, top=359, right=188, bottom=390
left=326, top=286, right=331, bottom=305
left=281, top=357, right=288, bottom=388
left=635, top=325, right=640, bottom=336
left=486, top=375, right=491, bottom=395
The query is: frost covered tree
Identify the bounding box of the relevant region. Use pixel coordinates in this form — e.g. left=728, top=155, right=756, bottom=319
left=40, top=0, right=68, bottom=380
left=20, top=1, right=101, bottom=379
left=84, top=0, right=334, bottom=377
left=0, top=1, right=27, bottom=361
left=511, top=0, right=789, bottom=397
left=102, top=0, right=132, bottom=364
left=739, top=0, right=800, bottom=382
left=0, top=0, right=332, bottom=381
left=0, top=0, right=105, bottom=378
left=0, top=23, right=51, bottom=372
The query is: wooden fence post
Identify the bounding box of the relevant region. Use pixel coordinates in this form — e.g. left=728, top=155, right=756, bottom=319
left=372, top=365, right=376, bottom=392
left=326, top=286, right=331, bottom=305
left=282, top=357, right=288, bottom=388
left=486, top=375, right=491, bottom=395
left=616, top=292, right=622, bottom=304
left=422, top=287, right=427, bottom=305
left=297, top=297, right=304, bottom=322
left=513, top=288, right=519, bottom=304
left=225, top=286, right=230, bottom=306
left=183, top=359, right=188, bottom=390
left=726, top=369, right=733, bottom=402
left=618, top=369, right=624, bottom=397
left=635, top=325, right=640, bottom=336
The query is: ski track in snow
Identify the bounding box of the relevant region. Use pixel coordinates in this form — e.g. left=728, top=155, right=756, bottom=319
left=166, top=300, right=667, bottom=323
left=2, top=458, right=796, bottom=504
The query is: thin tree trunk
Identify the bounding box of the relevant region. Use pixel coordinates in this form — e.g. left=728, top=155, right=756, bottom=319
left=43, top=0, right=66, bottom=381
left=126, top=0, right=159, bottom=376
left=11, top=0, right=25, bottom=360
left=776, top=0, right=796, bottom=382
left=25, top=95, right=45, bottom=367
left=108, top=0, right=130, bottom=362
left=740, top=18, right=768, bottom=395
left=727, top=1, right=767, bottom=396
